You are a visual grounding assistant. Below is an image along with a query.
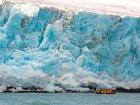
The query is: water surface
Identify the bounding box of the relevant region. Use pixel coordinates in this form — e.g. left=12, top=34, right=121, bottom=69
left=0, top=93, right=140, bottom=105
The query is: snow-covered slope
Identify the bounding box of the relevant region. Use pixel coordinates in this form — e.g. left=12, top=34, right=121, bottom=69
left=5, top=0, right=140, bottom=17
left=0, top=0, right=140, bottom=92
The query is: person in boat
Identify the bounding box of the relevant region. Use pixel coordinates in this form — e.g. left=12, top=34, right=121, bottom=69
left=95, top=89, right=115, bottom=94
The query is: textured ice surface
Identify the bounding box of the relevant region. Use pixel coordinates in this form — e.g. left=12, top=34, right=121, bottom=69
left=0, top=1, right=140, bottom=92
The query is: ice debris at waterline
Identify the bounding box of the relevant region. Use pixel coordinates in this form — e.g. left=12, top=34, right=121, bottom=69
left=0, top=1, right=140, bottom=92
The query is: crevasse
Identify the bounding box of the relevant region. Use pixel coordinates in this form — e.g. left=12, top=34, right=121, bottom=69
left=0, top=1, right=140, bottom=92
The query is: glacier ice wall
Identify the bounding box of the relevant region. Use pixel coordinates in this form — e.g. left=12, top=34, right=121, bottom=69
left=0, top=2, right=140, bottom=92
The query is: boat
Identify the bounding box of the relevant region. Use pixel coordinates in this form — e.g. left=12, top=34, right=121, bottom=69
left=95, top=89, right=116, bottom=94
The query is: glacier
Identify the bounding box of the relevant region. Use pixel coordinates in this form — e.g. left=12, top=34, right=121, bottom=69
left=0, top=1, right=140, bottom=92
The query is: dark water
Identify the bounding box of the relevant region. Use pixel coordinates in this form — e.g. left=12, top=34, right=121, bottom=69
left=0, top=93, right=140, bottom=105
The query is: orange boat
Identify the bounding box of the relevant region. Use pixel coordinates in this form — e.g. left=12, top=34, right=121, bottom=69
left=95, top=89, right=115, bottom=94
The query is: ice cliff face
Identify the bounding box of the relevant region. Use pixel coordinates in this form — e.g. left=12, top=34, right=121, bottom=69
left=0, top=1, right=140, bottom=92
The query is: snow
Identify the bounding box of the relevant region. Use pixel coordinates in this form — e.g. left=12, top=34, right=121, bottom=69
left=13, top=4, right=39, bottom=17
left=4, top=0, right=140, bottom=17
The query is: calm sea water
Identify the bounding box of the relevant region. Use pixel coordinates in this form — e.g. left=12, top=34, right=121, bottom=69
left=0, top=93, right=140, bottom=105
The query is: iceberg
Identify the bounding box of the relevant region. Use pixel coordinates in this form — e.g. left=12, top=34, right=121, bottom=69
left=0, top=0, right=140, bottom=92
